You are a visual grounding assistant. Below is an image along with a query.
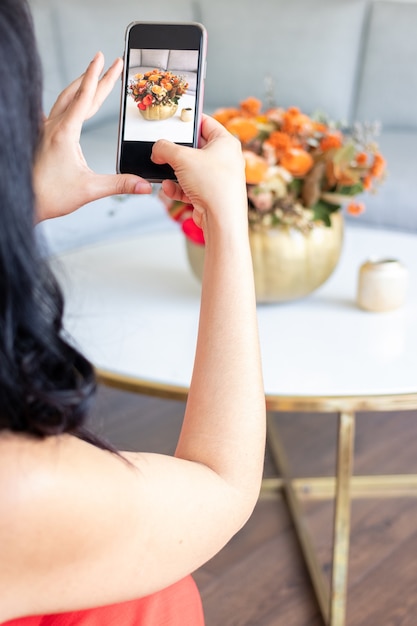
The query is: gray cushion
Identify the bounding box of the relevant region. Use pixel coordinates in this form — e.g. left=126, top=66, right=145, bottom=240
left=28, top=0, right=66, bottom=114
left=54, top=0, right=196, bottom=126
left=354, top=1, right=417, bottom=130
left=141, top=49, right=170, bottom=69
left=348, top=130, right=417, bottom=231
left=200, top=0, right=367, bottom=121
left=168, top=49, right=199, bottom=72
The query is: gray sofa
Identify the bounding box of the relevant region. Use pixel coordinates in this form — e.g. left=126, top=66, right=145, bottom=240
left=29, top=0, right=417, bottom=253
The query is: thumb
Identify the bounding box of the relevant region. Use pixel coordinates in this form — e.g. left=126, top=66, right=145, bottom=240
left=90, top=173, right=153, bottom=201
left=151, top=139, right=190, bottom=169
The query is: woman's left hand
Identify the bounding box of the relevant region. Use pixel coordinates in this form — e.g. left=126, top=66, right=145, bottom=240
left=34, top=52, right=152, bottom=222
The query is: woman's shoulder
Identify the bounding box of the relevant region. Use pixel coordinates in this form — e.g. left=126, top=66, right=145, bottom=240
left=0, top=432, right=130, bottom=622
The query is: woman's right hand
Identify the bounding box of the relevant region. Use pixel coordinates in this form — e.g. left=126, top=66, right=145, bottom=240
left=151, top=115, right=249, bottom=240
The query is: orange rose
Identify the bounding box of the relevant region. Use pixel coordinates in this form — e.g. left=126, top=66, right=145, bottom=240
left=225, top=117, right=259, bottom=144
left=280, top=148, right=314, bottom=177
left=142, top=94, right=154, bottom=107
left=243, top=151, right=269, bottom=184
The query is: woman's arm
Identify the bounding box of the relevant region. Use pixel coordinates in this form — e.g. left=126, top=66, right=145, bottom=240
left=0, top=118, right=265, bottom=621
left=153, top=116, right=266, bottom=514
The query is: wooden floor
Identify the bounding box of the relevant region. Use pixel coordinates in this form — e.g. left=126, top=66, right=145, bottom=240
left=88, top=385, right=417, bottom=626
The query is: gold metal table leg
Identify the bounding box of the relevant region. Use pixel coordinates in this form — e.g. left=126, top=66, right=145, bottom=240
left=266, top=412, right=330, bottom=624
left=329, top=412, right=355, bottom=626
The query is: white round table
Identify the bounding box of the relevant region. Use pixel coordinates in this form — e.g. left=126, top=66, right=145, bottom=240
left=53, top=222, right=417, bottom=405
left=51, top=222, right=417, bottom=626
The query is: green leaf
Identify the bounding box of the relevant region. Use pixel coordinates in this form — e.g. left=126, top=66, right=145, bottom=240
left=338, top=183, right=364, bottom=196
left=311, top=199, right=340, bottom=226
left=289, top=178, right=302, bottom=195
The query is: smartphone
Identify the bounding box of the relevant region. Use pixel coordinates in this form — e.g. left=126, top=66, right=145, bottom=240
left=116, top=21, right=207, bottom=182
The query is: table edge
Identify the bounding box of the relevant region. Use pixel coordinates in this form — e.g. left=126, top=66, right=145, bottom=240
left=96, top=368, right=417, bottom=413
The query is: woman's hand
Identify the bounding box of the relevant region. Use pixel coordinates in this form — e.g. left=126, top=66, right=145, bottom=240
left=34, top=52, right=152, bottom=222
left=151, top=115, right=248, bottom=239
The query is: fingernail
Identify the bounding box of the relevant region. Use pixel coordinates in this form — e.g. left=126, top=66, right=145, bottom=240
left=134, top=181, right=153, bottom=193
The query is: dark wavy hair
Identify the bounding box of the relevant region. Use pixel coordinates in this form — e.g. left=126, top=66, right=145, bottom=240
left=0, top=0, right=107, bottom=448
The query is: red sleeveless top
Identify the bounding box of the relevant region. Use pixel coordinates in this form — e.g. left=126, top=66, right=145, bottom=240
left=2, top=576, right=204, bottom=626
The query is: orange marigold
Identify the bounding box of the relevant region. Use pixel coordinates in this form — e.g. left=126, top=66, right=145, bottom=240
left=225, top=117, right=259, bottom=144
left=243, top=151, right=269, bottom=185
left=313, top=121, right=328, bottom=133
left=282, top=106, right=313, bottom=135
left=280, top=148, right=314, bottom=177
left=240, top=96, right=262, bottom=117
left=319, top=133, right=343, bottom=152
left=265, top=131, right=293, bottom=152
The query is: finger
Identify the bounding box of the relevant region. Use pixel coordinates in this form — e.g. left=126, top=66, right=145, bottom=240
left=48, top=74, right=84, bottom=119
left=83, top=57, right=123, bottom=121
left=49, top=56, right=122, bottom=123
left=151, top=139, right=192, bottom=169
left=85, top=173, right=153, bottom=202
left=63, top=52, right=106, bottom=130
left=160, top=179, right=191, bottom=204
left=200, top=113, right=233, bottom=144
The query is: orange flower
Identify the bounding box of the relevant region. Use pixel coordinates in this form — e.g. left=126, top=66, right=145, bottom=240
left=346, top=202, right=365, bottom=216
left=363, top=175, right=373, bottom=191
left=370, top=153, right=386, bottom=178
left=265, top=131, right=293, bottom=154
left=240, top=97, right=262, bottom=117
left=243, top=150, right=269, bottom=184
left=356, top=152, right=368, bottom=165
left=280, top=148, right=314, bottom=177
left=142, top=94, right=154, bottom=107
left=319, top=133, right=343, bottom=152
left=151, top=85, right=165, bottom=95
left=313, top=121, right=328, bottom=133
left=282, top=106, right=313, bottom=135
left=213, top=107, right=240, bottom=126
left=225, top=117, right=259, bottom=143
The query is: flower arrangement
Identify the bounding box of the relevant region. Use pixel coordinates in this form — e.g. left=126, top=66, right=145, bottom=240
left=128, top=69, right=188, bottom=111
left=164, top=97, right=386, bottom=244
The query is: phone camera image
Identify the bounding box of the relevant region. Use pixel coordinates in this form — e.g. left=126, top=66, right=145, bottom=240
left=125, top=49, right=198, bottom=144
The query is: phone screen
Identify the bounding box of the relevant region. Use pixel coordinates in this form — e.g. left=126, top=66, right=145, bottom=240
left=117, top=22, right=207, bottom=182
